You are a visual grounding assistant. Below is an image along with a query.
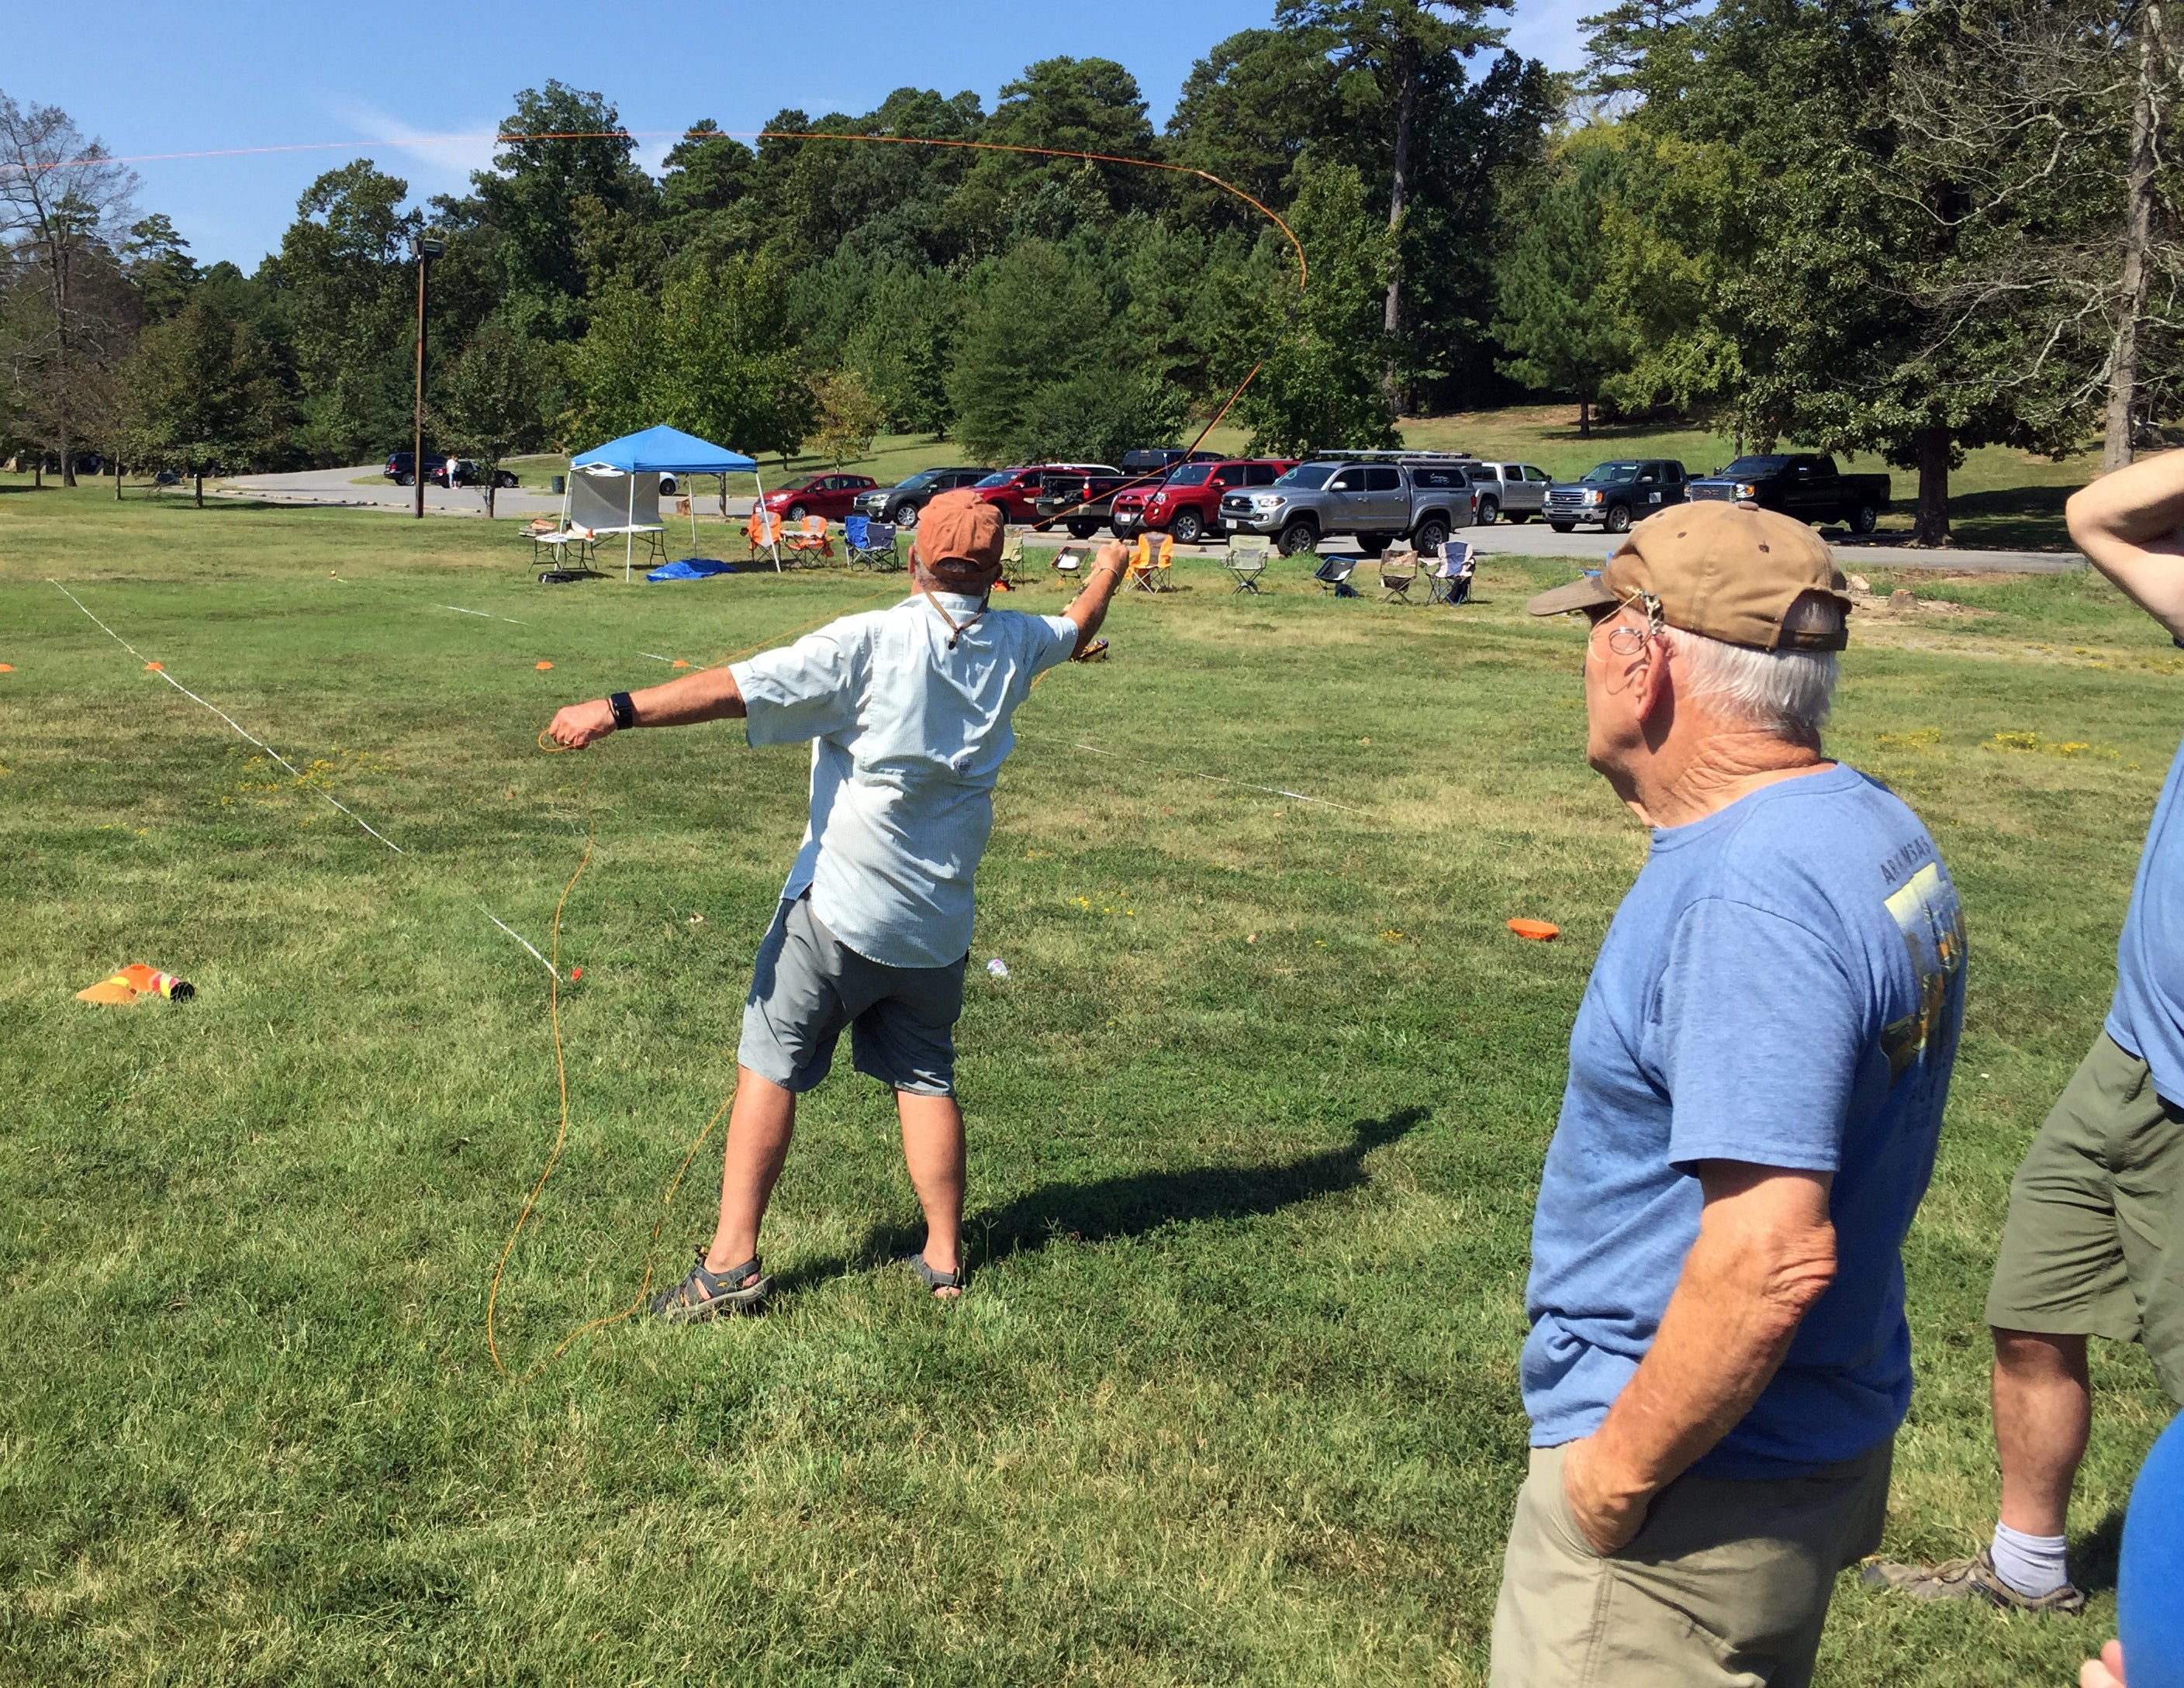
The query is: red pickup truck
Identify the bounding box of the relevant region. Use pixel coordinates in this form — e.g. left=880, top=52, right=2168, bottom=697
left=971, top=464, right=1116, bottom=525
left=1111, top=458, right=1298, bottom=544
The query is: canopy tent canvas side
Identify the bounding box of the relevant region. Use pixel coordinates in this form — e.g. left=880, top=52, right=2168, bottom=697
left=569, top=425, right=769, bottom=576
left=564, top=469, right=662, bottom=580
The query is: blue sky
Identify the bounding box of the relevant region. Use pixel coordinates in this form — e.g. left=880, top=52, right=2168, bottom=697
left=9, top=0, right=1591, bottom=269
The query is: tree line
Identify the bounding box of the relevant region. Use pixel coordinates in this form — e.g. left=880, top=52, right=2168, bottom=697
left=1, top=0, right=2172, bottom=541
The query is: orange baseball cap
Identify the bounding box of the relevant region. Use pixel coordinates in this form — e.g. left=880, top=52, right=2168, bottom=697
left=1526, top=502, right=1853, bottom=651
left=911, top=488, right=1006, bottom=581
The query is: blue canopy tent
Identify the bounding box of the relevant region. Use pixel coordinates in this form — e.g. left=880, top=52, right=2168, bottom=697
left=566, top=426, right=764, bottom=578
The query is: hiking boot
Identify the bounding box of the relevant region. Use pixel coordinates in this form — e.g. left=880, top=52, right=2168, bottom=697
left=1860, top=1548, right=2086, bottom=1614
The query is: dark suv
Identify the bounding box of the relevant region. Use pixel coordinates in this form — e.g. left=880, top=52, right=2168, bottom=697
left=855, top=466, right=993, bottom=527
left=1111, top=458, right=1297, bottom=544
left=383, top=450, right=448, bottom=486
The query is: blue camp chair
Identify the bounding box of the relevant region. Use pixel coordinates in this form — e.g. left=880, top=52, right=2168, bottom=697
left=1313, top=554, right=1360, bottom=598
left=845, top=515, right=900, bottom=571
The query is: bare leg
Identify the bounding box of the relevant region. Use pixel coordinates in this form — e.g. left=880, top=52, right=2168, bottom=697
left=897, top=1090, right=966, bottom=1293
left=706, top=1065, right=797, bottom=1272
left=1993, top=1327, right=2093, bottom=1538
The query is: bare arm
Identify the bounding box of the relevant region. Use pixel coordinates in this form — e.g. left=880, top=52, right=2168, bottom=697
left=1562, top=1161, right=1838, bottom=1552
left=545, top=664, right=746, bottom=748
left=2067, top=448, right=2184, bottom=640
left=1063, top=540, right=1129, bottom=658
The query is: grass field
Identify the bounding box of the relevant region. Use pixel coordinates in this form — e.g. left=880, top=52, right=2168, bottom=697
left=2, top=484, right=2175, bottom=1684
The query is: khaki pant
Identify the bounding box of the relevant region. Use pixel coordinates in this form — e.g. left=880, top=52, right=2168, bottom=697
left=1488, top=1438, right=1892, bottom=1688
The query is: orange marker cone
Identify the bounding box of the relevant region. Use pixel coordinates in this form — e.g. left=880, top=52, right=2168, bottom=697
left=535, top=661, right=554, bottom=671
left=0, top=664, right=14, bottom=672
left=1508, top=919, right=1560, bottom=941
left=75, top=962, right=195, bottom=1004
left=145, top=661, right=164, bottom=671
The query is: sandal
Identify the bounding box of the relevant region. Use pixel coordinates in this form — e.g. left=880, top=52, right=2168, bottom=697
left=648, top=1249, right=772, bottom=1321
left=901, top=1251, right=966, bottom=1298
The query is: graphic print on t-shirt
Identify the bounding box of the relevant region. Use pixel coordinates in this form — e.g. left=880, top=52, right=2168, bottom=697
left=1882, top=859, right=1966, bottom=1083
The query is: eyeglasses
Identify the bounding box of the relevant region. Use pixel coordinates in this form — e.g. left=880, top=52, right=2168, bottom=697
left=1588, top=589, right=1664, bottom=658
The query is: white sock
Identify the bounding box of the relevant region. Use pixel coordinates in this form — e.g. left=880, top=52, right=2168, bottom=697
left=1989, top=1521, right=2069, bottom=1597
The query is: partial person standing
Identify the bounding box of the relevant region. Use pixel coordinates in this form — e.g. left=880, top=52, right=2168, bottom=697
left=1868, top=449, right=2184, bottom=1614
left=546, top=492, right=1126, bottom=1313
left=1491, top=502, right=1967, bottom=1688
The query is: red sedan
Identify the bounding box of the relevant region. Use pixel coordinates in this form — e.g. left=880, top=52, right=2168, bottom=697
left=760, top=472, right=878, bottom=523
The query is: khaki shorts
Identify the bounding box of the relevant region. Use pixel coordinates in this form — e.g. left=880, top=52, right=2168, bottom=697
left=737, top=896, right=966, bottom=1097
left=1488, top=1438, right=1892, bottom=1688
left=1985, top=1030, right=2184, bottom=1402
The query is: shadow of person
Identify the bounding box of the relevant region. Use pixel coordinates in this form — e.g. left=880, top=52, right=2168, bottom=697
left=776, top=1105, right=1429, bottom=1294
left=2074, top=1505, right=2127, bottom=1597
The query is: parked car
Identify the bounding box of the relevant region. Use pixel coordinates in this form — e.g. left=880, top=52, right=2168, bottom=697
left=1030, top=465, right=1135, bottom=537
left=970, top=464, right=1115, bottom=526
left=1112, top=458, right=1298, bottom=544
left=1218, top=454, right=1477, bottom=557
left=384, top=450, right=448, bottom=485
left=438, top=458, right=520, bottom=489
left=1543, top=459, right=1690, bottom=533
left=854, top=466, right=993, bottom=527
left=1467, top=461, right=1553, bottom=525
left=1121, top=447, right=1223, bottom=477
left=760, top=472, right=879, bottom=523
left=1686, top=453, right=1891, bottom=533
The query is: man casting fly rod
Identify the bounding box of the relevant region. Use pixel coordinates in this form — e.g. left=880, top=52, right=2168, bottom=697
left=547, top=492, right=1125, bottom=1313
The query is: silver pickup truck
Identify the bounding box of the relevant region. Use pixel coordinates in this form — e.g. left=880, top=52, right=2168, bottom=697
left=1218, top=454, right=1478, bottom=557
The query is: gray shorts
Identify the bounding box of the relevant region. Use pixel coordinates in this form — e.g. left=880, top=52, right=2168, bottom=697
left=737, top=895, right=966, bottom=1097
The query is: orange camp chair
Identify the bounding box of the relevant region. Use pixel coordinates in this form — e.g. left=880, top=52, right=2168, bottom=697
left=744, top=509, right=784, bottom=561
left=1127, top=531, right=1173, bottom=592
left=786, top=514, right=834, bottom=565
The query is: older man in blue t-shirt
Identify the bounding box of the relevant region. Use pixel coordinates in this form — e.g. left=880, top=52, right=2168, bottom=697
left=1491, top=503, right=1967, bottom=1688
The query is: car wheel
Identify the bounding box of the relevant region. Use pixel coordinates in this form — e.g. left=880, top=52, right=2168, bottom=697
left=786, top=502, right=808, bottom=521
left=1477, top=496, right=1500, bottom=525
left=1355, top=533, right=1388, bottom=557
left=1066, top=519, right=1100, bottom=540
left=1605, top=504, right=1633, bottom=533
left=1549, top=521, right=1574, bottom=533
left=1506, top=510, right=1532, bottom=524
left=1171, top=509, right=1204, bottom=544
left=1277, top=519, right=1318, bottom=557
left=890, top=502, right=919, bottom=527
left=1852, top=503, right=1878, bottom=535
left=660, top=476, right=678, bottom=495
left=1412, top=518, right=1450, bottom=554
left=399, top=472, right=415, bottom=486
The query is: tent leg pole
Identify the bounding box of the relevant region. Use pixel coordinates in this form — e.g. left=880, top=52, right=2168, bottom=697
left=626, top=475, right=635, bottom=582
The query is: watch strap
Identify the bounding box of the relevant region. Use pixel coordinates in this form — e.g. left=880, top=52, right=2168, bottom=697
left=609, top=691, right=637, bottom=730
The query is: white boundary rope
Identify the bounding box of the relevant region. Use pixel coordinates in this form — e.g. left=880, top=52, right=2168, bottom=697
left=50, top=579, right=561, bottom=979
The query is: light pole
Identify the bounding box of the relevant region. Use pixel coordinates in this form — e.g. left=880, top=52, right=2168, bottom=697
left=410, top=233, right=445, bottom=519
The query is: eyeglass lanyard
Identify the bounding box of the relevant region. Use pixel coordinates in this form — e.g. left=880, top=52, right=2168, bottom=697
left=925, top=591, right=992, bottom=650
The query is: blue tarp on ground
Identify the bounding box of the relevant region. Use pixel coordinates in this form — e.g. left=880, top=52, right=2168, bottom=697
left=647, top=557, right=738, bottom=582
left=572, top=426, right=756, bottom=476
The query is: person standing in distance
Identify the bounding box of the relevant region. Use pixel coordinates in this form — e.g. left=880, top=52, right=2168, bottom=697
left=1868, top=449, right=2184, bottom=1614
left=1491, top=502, right=1967, bottom=1688
left=547, top=492, right=1127, bottom=1312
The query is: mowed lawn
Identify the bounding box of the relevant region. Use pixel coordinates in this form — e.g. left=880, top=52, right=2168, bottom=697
left=1, top=486, right=2175, bottom=1686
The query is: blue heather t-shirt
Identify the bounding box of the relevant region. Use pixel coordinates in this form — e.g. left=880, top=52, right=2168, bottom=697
left=1522, top=765, right=1967, bottom=1479
left=2108, top=737, right=2184, bottom=1106
left=2121, top=1412, right=2184, bottom=1687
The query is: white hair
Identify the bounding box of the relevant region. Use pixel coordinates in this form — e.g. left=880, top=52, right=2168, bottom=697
left=1662, top=595, right=1843, bottom=739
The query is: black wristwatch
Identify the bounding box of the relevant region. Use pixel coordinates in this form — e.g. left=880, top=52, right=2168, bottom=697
left=608, top=691, right=637, bottom=731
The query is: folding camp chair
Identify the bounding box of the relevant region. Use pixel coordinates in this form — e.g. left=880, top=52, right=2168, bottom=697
left=1052, top=545, right=1086, bottom=584
left=744, top=509, right=784, bottom=562
left=1225, top=545, right=1269, bottom=595
left=1313, top=554, right=1360, bottom=598
left=1379, top=544, right=1420, bottom=603
left=997, top=534, right=1030, bottom=590
left=845, top=515, right=898, bottom=571
left=786, top=515, right=833, bottom=565
left=1128, top=532, right=1173, bottom=592
left=1427, top=540, right=1476, bottom=606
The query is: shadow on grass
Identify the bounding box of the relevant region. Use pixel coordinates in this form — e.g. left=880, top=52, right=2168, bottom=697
left=779, top=1105, right=1430, bottom=1293
left=2072, top=1506, right=2127, bottom=1597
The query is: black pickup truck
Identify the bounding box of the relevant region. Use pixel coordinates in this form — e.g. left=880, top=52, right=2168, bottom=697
left=1686, top=454, right=1891, bottom=534
left=1031, top=466, right=1141, bottom=537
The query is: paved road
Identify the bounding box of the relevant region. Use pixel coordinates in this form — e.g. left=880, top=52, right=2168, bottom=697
left=218, top=466, right=2080, bottom=574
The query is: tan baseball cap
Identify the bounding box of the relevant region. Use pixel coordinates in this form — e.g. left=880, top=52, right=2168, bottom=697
left=911, top=488, right=1005, bottom=582
left=1526, top=501, right=1854, bottom=651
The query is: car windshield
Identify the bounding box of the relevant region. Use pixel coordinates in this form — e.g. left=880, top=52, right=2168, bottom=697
left=1722, top=456, right=1792, bottom=476
left=973, top=471, right=1015, bottom=488
left=1274, top=464, right=1337, bottom=489
left=898, top=470, right=944, bottom=488
left=1581, top=462, right=1642, bottom=484
left=1163, top=464, right=1214, bottom=487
